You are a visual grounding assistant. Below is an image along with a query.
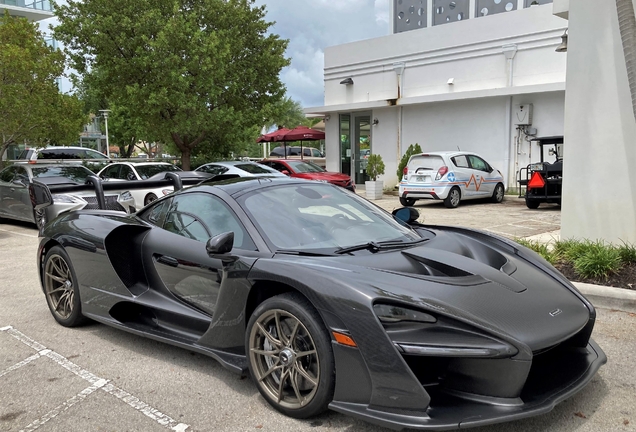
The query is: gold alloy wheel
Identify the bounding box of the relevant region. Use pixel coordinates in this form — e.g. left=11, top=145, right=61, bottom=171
left=249, top=309, right=320, bottom=410
left=44, top=254, right=75, bottom=320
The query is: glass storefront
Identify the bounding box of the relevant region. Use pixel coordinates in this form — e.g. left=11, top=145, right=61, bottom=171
left=339, top=113, right=372, bottom=184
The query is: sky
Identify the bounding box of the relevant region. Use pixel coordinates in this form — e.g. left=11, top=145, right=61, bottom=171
left=253, top=0, right=391, bottom=108
left=40, top=0, right=391, bottom=107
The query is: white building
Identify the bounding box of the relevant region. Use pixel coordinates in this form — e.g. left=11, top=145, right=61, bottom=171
left=306, top=0, right=567, bottom=190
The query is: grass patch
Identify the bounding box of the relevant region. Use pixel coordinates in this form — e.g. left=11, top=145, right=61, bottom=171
left=618, top=241, right=636, bottom=264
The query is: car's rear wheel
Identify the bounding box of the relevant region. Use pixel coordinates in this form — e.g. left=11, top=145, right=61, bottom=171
left=525, top=199, right=540, bottom=209
left=246, top=293, right=334, bottom=419
left=491, top=183, right=505, bottom=203
left=43, top=246, right=87, bottom=327
left=399, top=197, right=416, bottom=207
left=444, top=187, right=461, bottom=208
left=144, top=193, right=158, bottom=206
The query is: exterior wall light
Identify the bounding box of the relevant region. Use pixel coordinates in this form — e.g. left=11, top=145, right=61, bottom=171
left=447, top=78, right=455, bottom=85
left=555, top=29, right=568, bottom=52
left=324, top=114, right=331, bottom=121
left=340, top=77, right=354, bottom=85
left=372, top=118, right=379, bottom=125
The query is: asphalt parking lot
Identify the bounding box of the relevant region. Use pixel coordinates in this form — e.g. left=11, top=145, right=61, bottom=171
left=1, top=196, right=634, bottom=432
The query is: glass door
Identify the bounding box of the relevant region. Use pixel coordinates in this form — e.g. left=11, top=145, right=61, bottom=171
left=339, top=114, right=351, bottom=176
left=353, top=114, right=371, bottom=185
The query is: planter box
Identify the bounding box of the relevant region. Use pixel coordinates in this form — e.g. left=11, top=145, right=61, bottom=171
left=365, top=180, right=384, bottom=200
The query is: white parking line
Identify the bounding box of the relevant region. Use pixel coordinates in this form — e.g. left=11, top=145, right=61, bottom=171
left=0, top=228, right=37, bottom=238
left=1, top=326, right=191, bottom=432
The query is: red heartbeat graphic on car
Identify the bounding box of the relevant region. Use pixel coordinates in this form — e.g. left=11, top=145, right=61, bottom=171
left=453, top=174, right=487, bottom=191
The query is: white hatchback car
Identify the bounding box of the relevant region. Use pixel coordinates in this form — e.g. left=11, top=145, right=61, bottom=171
left=399, top=151, right=505, bottom=208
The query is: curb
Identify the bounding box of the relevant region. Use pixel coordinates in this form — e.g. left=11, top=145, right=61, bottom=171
left=574, top=282, right=636, bottom=314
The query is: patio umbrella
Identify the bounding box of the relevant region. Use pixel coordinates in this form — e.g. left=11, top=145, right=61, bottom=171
left=256, top=127, right=292, bottom=159
left=273, top=126, right=325, bottom=160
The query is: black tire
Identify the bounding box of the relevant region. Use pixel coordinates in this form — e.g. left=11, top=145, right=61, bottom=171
left=491, top=183, right=505, bottom=203
left=443, top=187, right=461, bottom=208
left=399, top=197, right=416, bottom=207
left=526, top=199, right=540, bottom=209
left=246, top=292, right=335, bottom=419
left=144, top=193, right=158, bottom=206
left=42, top=246, right=87, bottom=327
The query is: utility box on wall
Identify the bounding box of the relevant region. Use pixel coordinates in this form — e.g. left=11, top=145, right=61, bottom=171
left=514, top=104, right=534, bottom=125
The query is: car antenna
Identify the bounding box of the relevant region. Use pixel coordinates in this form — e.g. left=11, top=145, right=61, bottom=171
left=457, top=146, right=461, bottom=151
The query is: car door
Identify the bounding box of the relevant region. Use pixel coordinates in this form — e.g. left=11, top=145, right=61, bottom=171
left=140, top=193, right=257, bottom=317
left=466, top=155, right=494, bottom=197
left=0, top=166, right=18, bottom=218
left=10, top=166, right=33, bottom=221
left=449, top=154, right=473, bottom=198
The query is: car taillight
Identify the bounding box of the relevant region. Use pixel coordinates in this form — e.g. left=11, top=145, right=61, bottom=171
left=403, top=166, right=408, bottom=179
left=435, top=166, right=448, bottom=181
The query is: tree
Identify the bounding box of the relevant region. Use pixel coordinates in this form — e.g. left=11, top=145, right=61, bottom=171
left=0, top=12, right=86, bottom=166
left=397, top=143, right=423, bottom=179
left=54, top=0, right=289, bottom=170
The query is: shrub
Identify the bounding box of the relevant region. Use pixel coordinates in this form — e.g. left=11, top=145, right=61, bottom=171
left=618, top=241, right=636, bottom=264
left=397, top=143, right=422, bottom=179
left=515, top=238, right=558, bottom=264
left=366, top=154, right=385, bottom=181
left=572, top=241, right=623, bottom=280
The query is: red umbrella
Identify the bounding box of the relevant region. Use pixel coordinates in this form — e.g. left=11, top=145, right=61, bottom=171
left=256, top=127, right=291, bottom=143
left=273, top=125, right=325, bottom=142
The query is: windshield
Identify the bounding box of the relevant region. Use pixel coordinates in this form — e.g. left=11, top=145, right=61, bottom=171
left=31, top=166, right=94, bottom=183
left=286, top=160, right=325, bottom=173
left=135, top=164, right=182, bottom=179
left=241, top=183, right=419, bottom=252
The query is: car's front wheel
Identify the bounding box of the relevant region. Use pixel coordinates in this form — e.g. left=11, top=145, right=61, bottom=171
left=444, top=187, right=461, bottom=208
left=144, top=193, right=158, bottom=206
left=246, top=293, right=335, bottom=419
left=399, top=197, right=416, bottom=207
left=42, top=246, right=87, bottom=327
left=491, top=183, right=505, bottom=203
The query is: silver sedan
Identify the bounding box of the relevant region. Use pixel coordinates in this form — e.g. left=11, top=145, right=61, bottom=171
left=0, top=163, right=134, bottom=229
left=194, top=160, right=286, bottom=177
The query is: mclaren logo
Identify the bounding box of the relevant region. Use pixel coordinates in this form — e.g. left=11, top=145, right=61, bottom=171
left=549, top=308, right=563, bottom=317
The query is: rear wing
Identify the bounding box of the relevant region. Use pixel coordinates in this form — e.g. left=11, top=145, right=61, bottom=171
left=29, top=172, right=239, bottom=212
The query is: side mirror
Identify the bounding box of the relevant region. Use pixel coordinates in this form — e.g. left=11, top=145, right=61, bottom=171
left=281, top=170, right=290, bottom=176
left=206, top=231, right=234, bottom=256
left=29, top=180, right=53, bottom=210
left=13, top=178, right=27, bottom=186
left=392, top=207, right=420, bottom=224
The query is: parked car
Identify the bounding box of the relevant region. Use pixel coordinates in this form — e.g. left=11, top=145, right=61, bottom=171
left=97, top=162, right=184, bottom=207
left=260, top=159, right=354, bottom=191
left=0, top=163, right=134, bottom=229
left=399, top=151, right=505, bottom=208
left=268, top=146, right=326, bottom=168
left=33, top=176, right=605, bottom=430
left=18, top=146, right=111, bottom=165
left=195, top=161, right=286, bottom=177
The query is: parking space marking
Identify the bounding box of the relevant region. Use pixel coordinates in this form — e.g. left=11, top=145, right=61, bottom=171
left=20, top=379, right=108, bottom=432
left=0, top=228, right=37, bottom=238
left=1, top=326, right=191, bottom=432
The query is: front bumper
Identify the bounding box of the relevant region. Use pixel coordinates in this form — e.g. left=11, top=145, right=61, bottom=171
left=330, top=338, right=606, bottom=430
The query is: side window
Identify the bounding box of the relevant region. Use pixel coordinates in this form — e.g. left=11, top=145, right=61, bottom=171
left=162, top=193, right=256, bottom=250
left=14, top=167, right=29, bottom=183
left=0, top=167, right=16, bottom=183
left=200, top=165, right=227, bottom=175
left=312, top=148, right=323, bottom=157
left=87, top=149, right=107, bottom=159
left=101, top=165, right=119, bottom=179
left=467, top=155, right=489, bottom=172
left=452, top=155, right=469, bottom=168
left=267, top=162, right=287, bottom=172
left=120, top=166, right=135, bottom=180
left=139, top=198, right=171, bottom=226
left=303, top=148, right=312, bottom=157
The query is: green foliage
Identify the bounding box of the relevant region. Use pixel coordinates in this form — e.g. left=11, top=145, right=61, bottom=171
left=263, top=97, right=311, bottom=130
left=515, top=239, right=558, bottom=264
left=0, top=12, right=86, bottom=165
left=618, top=241, right=636, bottom=264
left=54, top=0, right=290, bottom=170
left=366, top=154, right=385, bottom=181
left=572, top=242, right=623, bottom=280
left=397, top=143, right=423, bottom=179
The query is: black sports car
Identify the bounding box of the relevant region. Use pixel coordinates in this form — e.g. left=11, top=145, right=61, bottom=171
left=34, top=176, right=606, bottom=430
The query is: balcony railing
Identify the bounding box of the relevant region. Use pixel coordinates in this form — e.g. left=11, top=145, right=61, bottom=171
left=0, top=0, right=53, bottom=12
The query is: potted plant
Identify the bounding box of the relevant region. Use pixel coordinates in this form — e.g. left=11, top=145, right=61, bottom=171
left=365, top=154, right=385, bottom=200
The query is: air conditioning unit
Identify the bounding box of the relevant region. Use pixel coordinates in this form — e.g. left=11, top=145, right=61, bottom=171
left=514, top=104, right=533, bottom=126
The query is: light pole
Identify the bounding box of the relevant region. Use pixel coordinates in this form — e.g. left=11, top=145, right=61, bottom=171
left=99, top=109, right=111, bottom=158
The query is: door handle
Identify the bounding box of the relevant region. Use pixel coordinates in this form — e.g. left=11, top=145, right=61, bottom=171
left=157, top=256, right=179, bottom=267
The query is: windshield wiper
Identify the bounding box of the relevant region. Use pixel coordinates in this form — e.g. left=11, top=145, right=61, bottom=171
left=276, top=249, right=335, bottom=257
left=334, top=238, right=428, bottom=255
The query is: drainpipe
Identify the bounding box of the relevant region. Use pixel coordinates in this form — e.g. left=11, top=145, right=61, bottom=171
left=502, top=44, right=518, bottom=87
left=393, top=62, right=406, bottom=170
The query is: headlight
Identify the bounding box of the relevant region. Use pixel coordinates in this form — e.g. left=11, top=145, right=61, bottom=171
left=373, top=304, right=437, bottom=323
left=119, top=191, right=133, bottom=201
left=161, top=189, right=172, bottom=196
left=52, top=194, right=86, bottom=204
